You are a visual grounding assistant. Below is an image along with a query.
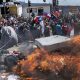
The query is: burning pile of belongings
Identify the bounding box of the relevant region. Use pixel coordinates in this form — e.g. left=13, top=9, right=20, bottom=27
left=0, top=36, right=80, bottom=80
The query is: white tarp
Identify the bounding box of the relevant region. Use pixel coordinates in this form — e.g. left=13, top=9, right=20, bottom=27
left=35, top=35, right=70, bottom=52
left=35, top=35, right=70, bottom=46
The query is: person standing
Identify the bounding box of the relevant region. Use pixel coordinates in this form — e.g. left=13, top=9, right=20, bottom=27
left=44, top=22, right=50, bottom=37
left=0, top=25, right=18, bottom=49
left=55, top=23, right=62, bottom=35
left=40, top=20, right=45, bottom=36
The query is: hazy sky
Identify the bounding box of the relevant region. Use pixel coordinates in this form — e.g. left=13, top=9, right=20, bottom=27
left=16, top=0, right=80, bottom=6
left=59, top=0, right=80, bottom=6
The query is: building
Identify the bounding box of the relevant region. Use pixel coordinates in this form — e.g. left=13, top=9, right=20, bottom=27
left=21, top=2, right=51, bottom=18
left=0, top=0, right=22, bottom=17
left=0, top=0, right=51, bottom=17
left=58, top=0, right=80, bottom=15
left=59, top=6, right=80, bottom=15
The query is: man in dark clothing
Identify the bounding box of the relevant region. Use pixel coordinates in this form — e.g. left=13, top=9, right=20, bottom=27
left=44, top=22, right=50, bottom=37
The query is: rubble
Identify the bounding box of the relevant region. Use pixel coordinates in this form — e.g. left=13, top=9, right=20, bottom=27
left=7, top=74, right=20, bottom=80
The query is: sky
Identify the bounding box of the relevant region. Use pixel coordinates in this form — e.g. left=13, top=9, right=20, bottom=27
left=16, top=0, right=80, bottom=6
left=59, top=0, right=80, bottom=6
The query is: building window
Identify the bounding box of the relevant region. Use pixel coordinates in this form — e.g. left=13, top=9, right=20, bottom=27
left=32, top=8, right=37, bottom=13
left=38, top=7, right=43, bottom=15
left=27, top=8, right=37, bottom=13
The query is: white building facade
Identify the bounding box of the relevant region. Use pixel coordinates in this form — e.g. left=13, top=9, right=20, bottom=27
left=22, top=3, right=51, bottom=18
left=0, top=0, right=51, bottom=17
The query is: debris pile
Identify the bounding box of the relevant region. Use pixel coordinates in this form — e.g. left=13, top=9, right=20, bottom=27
left=12, top=36, right=80, bottom=80
left=1, top=36, right=80, bottom=80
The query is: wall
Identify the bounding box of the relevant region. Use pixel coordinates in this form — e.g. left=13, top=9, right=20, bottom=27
left=17, top=5, right=22, bottom=17
left=9, top=5, right=17, bottom=15
left=22, top=6, right=38, bottom=18
left=59, top=6, right=80, bottom=15
left=44, top=6, right=50, bottom=13
left=9, top=5, right=22, bottom=17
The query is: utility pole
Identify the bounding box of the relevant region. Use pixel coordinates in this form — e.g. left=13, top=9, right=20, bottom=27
left=3, top=0, right=6, bottom=16
left=56, top=0, right=59, bottom=10
left=52, top=0, right=59, bottom=11
left=52, top=0, right=56, bottom=11
left=28, top=0, right=31, bottom=19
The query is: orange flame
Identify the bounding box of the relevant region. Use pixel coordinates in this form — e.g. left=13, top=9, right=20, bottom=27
left=12, top=35, right=80, bottom=80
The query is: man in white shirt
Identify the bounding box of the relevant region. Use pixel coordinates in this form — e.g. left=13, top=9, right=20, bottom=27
left=40, top=20, right=45, bottom=36
left=0, top=25, right=18, bottom=49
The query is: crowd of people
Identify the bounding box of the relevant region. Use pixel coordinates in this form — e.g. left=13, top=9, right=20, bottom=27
left=0, top=12, right=80, bottom=49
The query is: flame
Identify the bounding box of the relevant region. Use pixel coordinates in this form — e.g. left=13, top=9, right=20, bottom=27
left=71, top=35, right=80, bottom=45
left=12, top=36, right=80, bottom=80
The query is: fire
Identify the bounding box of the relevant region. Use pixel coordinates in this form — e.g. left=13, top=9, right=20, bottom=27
left=12, top=36, right=80, bottom=80
left=39, top=60, right=50, bottom=71
left=71, top=35, right=80, bottom=45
